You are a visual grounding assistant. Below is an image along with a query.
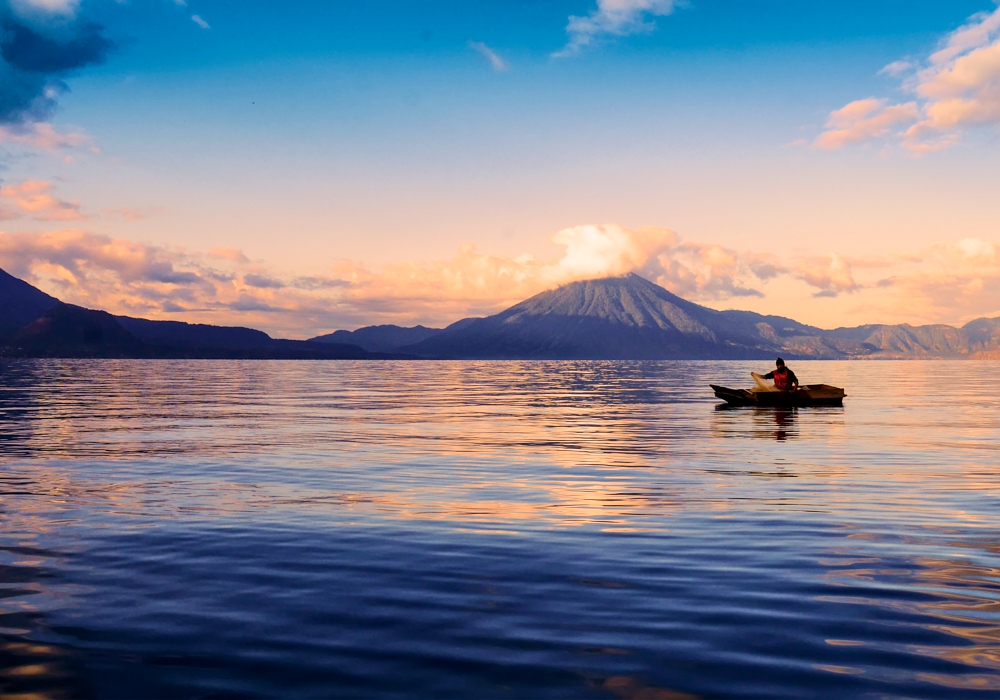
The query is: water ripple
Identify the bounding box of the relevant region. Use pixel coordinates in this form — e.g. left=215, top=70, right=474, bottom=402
left=0, top=359, right=998, bottom=698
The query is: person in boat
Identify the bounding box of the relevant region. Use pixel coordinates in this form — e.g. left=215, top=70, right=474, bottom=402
left=763, top=358, right=798, bottom=392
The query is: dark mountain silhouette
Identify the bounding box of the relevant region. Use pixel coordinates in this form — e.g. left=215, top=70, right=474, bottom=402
left=0, top=271, right=398, bottom=359
left=4, top=303, right=386, bottom=359
left=2, top=266, right=999, bottom=359
left=401, top=275, right=821, bottom=359
left=117, top=316, right=274, bottom=351
left=310, top=324, right=442, bottom=352
left=12, top=304, right=152, bottom=358
left=395, top=274, right=1000, bottom=360
left=0, top=267, right=60, bottom=338
left=114, top=316, right=393, bottom=358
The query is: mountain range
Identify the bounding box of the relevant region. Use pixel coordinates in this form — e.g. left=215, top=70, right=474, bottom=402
left=0, top=268, right=393, bottom=359
left=313, top=274, right=1000, bottom=360
left=2, top=267, right=998, bottom=359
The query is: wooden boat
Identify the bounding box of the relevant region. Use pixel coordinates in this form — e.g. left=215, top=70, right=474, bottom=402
left=710, top=382, right=845, bottom=407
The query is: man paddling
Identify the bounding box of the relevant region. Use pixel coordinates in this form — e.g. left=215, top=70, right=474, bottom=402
left=763, top=358, right=798, bottom=392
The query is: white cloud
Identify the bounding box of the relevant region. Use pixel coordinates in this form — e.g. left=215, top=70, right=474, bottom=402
left=816, top=6, right=1000, bottom=152
left=878, top=60, right=913, bottom=77
left=191, top=14, right=210, bottom=30
left=468, top=41, right=508, bottom=72
left=555, top=0, right=681, bottom=57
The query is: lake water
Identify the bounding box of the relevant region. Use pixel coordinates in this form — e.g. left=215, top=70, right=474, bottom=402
left=1, top=359, right=999, bottom=699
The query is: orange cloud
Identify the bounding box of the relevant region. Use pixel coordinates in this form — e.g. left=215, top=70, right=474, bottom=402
left=794, top=254, right=859, bottom=297
left=2, top=226, right=999, bottom=337
left=815, top=6, right=1000, bottom=152
left=0, top=180, right=86, bottom=221
left=812, top=99, right=919, bottom=150
left=867, top=238, right=1000, bottom=323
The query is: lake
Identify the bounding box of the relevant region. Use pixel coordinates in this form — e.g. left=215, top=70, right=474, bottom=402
left=1, top=359, right=998, bottom=699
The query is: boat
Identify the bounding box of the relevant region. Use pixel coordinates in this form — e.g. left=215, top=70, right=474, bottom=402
left=711, top=372, right=845, bottom=407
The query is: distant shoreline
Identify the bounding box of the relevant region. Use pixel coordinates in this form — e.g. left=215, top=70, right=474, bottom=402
left=4, top=269, right=999, bottom=361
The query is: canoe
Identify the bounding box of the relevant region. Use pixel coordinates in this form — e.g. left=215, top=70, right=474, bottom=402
left=710, top=383, right=845, bottom=407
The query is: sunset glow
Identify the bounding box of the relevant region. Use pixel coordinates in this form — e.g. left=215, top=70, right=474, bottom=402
left=1, top=0, right=998, bottom=336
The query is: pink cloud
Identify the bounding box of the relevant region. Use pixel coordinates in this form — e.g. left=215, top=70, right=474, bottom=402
left=815, top=6, right=1000, bottom=152
left=813, top=99, right=919, bottom=150
left=3, top=225, right=999, bottom=337
left=793, top=254, right=859, bottom=297
left=866, top=238, right=1000, bottom=322
left=0, top=123, right=93, bottom=151
left=0, top=224, right=776, bottom=335
left=0, top=180, right=86, bottom=221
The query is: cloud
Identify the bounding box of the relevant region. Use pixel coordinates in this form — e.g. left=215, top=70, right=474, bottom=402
left=209, top=246, right=249, bottom=263
left=0, top=179, right=85, bottom=220
left=468, top=41, right=507, bottom=72
left=243, top=273, right=283, bottom=289
left=866, top=237, right=1000, bottom=322
left=878, top=60, right=913, bottom=77
left=0, top=120, right=90, bottom=149
left=815, top=6, right=1000, bottom=152
left=812, top=98, right=919, bottom=150
left=793, top=253, right=859, bottom=297
left=10, top=0, right=80, bottom=19
left=190, top=14, right=209, bottom=30
left=555, top=0, right=681, bottom=57
left=2, top=223, right=998, bottom=337
left=0, top=223, right=789, bottom=336
left=0, top=229, right=207, bottom=293
left=2, top=18, right=111, bottom=73
left=0, top=1, right=114, bottom=135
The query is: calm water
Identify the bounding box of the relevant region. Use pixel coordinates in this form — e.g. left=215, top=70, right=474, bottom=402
left=1, top=360, right=999, bottom=699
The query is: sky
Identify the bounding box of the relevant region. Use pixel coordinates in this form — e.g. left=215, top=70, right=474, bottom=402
left=0, top=0, right=999, bottom=337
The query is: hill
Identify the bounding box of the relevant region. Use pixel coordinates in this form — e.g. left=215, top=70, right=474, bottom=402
left=116, top=316, right=274, bottom=351
left=310, top=324, right=442, bottom=352
left=0, top=270, right=399, bottom=359
left=12, top=304, right=151, bottom=358
left=0, top=267, right=60, bottom=339
left=3, top=303, right=389, bottom=359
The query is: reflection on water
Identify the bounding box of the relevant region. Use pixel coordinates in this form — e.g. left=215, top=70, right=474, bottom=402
left=715, top=405, right=804, bottom=441
left=0, top=359, right=999, bottom=698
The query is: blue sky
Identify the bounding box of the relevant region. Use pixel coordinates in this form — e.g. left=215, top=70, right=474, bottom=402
left=1, top=0, right=999, bottom=335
